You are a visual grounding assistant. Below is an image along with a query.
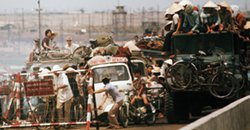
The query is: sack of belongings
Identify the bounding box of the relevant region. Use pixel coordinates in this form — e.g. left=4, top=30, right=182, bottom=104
left=90, top=44, right=119, bottom=57
left=95, top=35, right=114, bottom=47
left=87, top=55, right=107, bottom=67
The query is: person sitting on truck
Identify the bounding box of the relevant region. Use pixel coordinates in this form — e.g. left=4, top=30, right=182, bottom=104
left=89, top=77, right=123, bottom=129
left=65, top=36, right=79, bottom=54
left=42, top=29, right=53, bottom=50
left=183, top=4, right=200, bottom=34
left=163, top=3, right=184, bottom=52
left=28, top=38, right=40, bottom=63
left=218, top=1, right=233, bottom=31
left=200, top=1, right=221, bottom=33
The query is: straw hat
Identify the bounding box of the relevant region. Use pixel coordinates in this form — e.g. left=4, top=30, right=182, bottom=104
left=203, top=1, right=219, bottom=9
left=164, top=21, right=173, bottom=31
left=179, top=0, right=193, bottom=6
left=164, top=59, right=173, bottom=65
left=65, top=67, right=77, bottom=74
left=51, top=65, right=62, bottom=72
left=39, top=68, right=53, bottom=77
left=166, top=21, right=173, bottom=26
left=218, top=1, right=230, bottom=8
left=185, top=4, right=193, bottom=14
left=165, top=3, right=184, bottom=16
left=51, top=31, right=57, bottom=36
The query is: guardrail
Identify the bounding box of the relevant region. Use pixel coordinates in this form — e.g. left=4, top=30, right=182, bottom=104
left=180, top=95, right=250, bottom=130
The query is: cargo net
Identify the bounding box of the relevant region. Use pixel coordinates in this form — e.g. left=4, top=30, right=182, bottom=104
left=0, top=73, right=98, bottom=129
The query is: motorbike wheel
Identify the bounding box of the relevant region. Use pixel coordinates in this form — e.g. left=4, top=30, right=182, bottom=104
left=145, top=112, right=156, bottom=125
left=118, top=105, right=129, bottom=128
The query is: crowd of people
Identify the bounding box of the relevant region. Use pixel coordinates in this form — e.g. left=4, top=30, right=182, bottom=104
left=163, top=0, right=250, bottom=52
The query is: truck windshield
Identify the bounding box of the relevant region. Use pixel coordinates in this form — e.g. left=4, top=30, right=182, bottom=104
left=93, top=65, right=129, bottom=83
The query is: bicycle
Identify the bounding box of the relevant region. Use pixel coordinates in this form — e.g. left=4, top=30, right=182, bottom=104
left=168, top=51, right=236, bottom=99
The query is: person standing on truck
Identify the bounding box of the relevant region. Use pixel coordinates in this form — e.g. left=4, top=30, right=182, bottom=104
left=89, top=77, right=123, bottom=129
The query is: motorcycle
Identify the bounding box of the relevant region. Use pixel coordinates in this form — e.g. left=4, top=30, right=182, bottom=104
left=122, top=90, right=156, bottom=125
left=146, top=81, right=166, bottom=119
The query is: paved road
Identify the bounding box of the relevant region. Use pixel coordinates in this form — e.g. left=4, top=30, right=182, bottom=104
left=8, top=123, right=186, bottom=130
left=72, top=124, right=186, bottom=130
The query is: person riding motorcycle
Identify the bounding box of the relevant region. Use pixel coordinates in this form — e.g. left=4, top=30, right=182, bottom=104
left=131, top=69, right=150, bottom=111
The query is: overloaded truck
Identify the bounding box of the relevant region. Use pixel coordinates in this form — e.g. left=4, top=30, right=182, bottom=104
left=165, top=32, right=250, bottom=123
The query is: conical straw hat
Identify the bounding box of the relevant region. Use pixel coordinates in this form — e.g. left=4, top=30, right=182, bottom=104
left=179, top=0, right=193, bottom=6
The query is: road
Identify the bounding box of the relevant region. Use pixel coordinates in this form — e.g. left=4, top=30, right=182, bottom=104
left=71, top=124, right=186, bottom=130
left=8, top=122, right=186, bottom=130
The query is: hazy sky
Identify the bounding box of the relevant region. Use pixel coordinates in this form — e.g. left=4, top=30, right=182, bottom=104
left=0, top=0, right=249, bottom=12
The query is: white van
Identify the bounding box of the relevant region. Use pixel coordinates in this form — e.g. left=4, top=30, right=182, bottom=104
left=88, top=56, right=133, bottom=116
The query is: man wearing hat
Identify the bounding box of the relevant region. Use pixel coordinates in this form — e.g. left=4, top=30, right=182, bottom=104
left=51, top=65, right=73, bottom=123
left=65, top=67, right=81, bottom=121
left=200, top=1, right=221, bottom=33
left=163, top=3, right=184, bottom=51
left=65, top=36, right=79, bottom=54
left=218, top=1, right=233, bottom=31
left=183, top=4, right=200, bottom=34
left=89, top=76, right=123, bottom=129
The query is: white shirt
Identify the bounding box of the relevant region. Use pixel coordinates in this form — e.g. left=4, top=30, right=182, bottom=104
left=54, top=73, right=73, bottom=103
left=170, top=13, right=179, bottom=31
left=65, top=43, right=79, bottom=53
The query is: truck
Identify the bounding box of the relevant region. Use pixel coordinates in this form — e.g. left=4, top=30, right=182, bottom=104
left=165, top=32, right=250, bottom=123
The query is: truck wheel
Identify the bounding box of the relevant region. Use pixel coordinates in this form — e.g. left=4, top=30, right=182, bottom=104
left=165, top=91, right=177, bottom=124
left=173, top=92, right=190, bottom=122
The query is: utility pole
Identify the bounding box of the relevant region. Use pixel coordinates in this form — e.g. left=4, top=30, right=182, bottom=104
left=36, top=0, right=42, bottom=42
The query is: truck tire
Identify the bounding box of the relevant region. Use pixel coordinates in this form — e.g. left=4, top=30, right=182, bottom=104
left=173, top=92, right=189, bottom=122
left=165, top=91, right=177, bottom=124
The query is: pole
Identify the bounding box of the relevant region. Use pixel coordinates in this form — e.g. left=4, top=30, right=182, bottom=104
left=88, top=14, right=91, bottom=39
left=37, top=0, right=41, bottom=42
left=91, top=71, right=99, bottom=130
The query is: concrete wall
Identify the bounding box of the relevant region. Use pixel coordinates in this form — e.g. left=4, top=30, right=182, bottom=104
left=180, top=95, right=250, bottom=130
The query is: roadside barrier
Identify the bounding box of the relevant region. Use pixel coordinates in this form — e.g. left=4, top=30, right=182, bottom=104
left=86, top=94, right=93, bottom=130
left=180, top=95, right=250, bottom=130
left=4, top=73, right=22, bottom=121
left=0, top=71, right=100, bottom=129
